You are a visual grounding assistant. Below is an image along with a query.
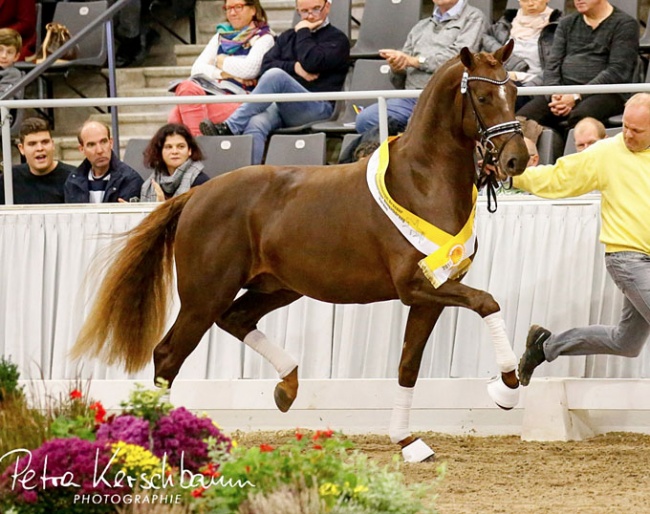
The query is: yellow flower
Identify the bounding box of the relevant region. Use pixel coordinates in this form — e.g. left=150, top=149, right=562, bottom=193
left=353, top=484, right=369, bottom=495
left=319, top=482, right=340, bottom=496
left=231, top=439, right=238, bottom=448
left=111, top=441, right=161, bottom=478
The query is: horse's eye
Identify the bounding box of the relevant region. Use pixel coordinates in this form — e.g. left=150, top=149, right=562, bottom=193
left=477, top=96, right=487, bottom=103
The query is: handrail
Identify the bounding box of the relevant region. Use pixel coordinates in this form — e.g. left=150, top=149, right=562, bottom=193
left=0, top=0, right=130, bottom=102
left=3, top=83, right=650, bottom=204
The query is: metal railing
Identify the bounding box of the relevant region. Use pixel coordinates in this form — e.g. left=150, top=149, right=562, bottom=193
left=2, top=83, right=650, bottom=204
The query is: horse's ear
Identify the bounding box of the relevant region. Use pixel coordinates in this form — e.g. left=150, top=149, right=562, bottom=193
left=493, top=39, right=514, bottom=64
left=460, top=47, right=474, bottom=70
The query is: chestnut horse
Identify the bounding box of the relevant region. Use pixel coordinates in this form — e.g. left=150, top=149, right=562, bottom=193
left=73, top=42, right=528, bottom=462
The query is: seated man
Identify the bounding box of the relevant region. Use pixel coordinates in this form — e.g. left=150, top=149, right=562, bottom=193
left=355, top=0, right=487, bottom=134
left=0, top=117, right=75, bottom=205
left=64, top=121, right=143, bottom=203
left=516, top=0, right=638, bottom=133
left=573, top=116, right=607, bottom=152
left=199, top=0, right=350, bottom=164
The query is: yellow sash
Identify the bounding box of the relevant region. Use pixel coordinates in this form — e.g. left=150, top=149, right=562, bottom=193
left=366, top=137, right=477, bottom=288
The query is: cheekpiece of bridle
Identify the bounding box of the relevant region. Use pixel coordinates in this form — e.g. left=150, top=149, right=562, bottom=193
left=461, top=69, right=523, bottom=213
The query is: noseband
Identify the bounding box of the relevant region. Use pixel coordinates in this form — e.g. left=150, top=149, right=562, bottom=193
left=461, top=70, right=523, bottom=212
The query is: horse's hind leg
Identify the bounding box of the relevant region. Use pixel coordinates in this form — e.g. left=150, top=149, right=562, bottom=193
left=153, top=307, right=217, bottom=386
left=391, top=304, right=444, bottom=463
left=216, top=289, right=303, bottom=412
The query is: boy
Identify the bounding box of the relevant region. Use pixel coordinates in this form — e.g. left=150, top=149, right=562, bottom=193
left=0, top=28, right=22, bottom=97
left=0, top=117, right=76, bottom=204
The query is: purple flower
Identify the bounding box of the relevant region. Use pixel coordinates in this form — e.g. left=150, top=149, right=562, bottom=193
left=0, top=437, right=126, bottom=504
left=151, top=407, right=231, bottom=471
left=96, top=414, right=150, bottom=448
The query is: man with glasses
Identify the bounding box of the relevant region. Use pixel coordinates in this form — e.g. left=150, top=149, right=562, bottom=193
left=64, top=120, right=143, bottom=203
left=199, top=0, right=350, bottom=164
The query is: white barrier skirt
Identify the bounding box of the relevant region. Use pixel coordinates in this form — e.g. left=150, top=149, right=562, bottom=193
left=1, top=197, right=649, bottom=382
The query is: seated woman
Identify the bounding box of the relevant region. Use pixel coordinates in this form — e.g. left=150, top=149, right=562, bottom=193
left=140, top=123, right=210, bottom=202
left=481, top=0, right=561, bottom=106
left=167, top=0, right=273, bottom=136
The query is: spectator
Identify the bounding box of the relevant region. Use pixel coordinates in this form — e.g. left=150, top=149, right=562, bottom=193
left=481, top=0, right=561, bottom=108
left=64, top=121, right=143, bottom=203
left=198, top=0, right=350, bottom=164
left=515, top=93, right=650, bottom=386
left=0, top=0, right=36, bottom=61
left=516, top=0, right=639, bottom=134
left=0, top=117, right=75, bottom=204
left=0, top=29, right=22, bottom=97
left=112, top=0, right=158, bottom=67
left=523, top=137, right=539, bottom=166
left=140, top=123, right=210, bottom=202
left=354, top=0, right=487, bottom=134
left=573, top=116, right=607, bottom=152
left=168, top=0, right=274, bottom=136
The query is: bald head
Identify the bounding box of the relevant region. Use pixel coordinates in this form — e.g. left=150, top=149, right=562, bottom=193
left=574, top=117, right=606, bottom=152
left=77, top=120, right=113, bottom=177
left=622, top=93, right=650, bottom=153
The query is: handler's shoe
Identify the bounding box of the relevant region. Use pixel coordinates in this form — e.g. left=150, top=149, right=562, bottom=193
left=518, top=325, right=550, bottom=386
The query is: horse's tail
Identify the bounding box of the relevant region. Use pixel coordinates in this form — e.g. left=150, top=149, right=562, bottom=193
left=71, top=189, right=198, bottom=373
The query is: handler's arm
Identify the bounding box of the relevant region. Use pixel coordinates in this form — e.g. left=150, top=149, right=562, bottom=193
left=513, top=151, right=599, bottom=198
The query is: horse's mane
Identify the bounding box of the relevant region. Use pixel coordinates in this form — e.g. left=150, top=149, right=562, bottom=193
left=405, top=49, right=507, bottom=135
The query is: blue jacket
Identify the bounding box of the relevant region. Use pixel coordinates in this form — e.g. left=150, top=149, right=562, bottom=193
left=64, top=153, right=143, bottom=203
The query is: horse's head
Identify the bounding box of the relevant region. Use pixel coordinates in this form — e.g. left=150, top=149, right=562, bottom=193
left=459, top=40, right=528, bottom=179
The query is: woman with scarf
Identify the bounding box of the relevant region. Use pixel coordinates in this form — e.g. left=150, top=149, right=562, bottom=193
left=140, top=123, right=210, bottom=202
left=167, top=0, right=273, bottom=135
left=481, top=0, right=562, bottom=108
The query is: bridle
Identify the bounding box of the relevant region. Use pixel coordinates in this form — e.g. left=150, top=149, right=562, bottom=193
left=461, top=70, right=523, bottom=212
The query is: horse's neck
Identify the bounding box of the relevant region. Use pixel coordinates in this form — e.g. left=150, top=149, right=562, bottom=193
left=385, top=78, right=477, bottom=230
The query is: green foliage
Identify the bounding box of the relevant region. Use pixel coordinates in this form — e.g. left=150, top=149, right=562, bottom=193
left=0, top=394, right=49, bottom=472
left=189, top=429, right=437, bottom=514
left=120, top=378, right=173, bottom=424
left=0, top=356, right=23, bottom=402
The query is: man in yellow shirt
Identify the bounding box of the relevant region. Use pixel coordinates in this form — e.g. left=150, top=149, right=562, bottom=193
left=516, top=92, right=650, bottom=385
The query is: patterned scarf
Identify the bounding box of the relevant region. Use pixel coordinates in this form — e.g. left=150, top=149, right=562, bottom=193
left=141, top=159, right=204, bottom=202
left=216, top=21, right=271, bottom=56
left=511, top=7, right=553, bottom=40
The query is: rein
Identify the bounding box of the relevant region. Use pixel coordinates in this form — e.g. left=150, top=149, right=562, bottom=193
left=461, top=70, right=522, bottom=213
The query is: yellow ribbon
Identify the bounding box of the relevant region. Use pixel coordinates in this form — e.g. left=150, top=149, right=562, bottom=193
left=371, top=136, right=477, bottom=288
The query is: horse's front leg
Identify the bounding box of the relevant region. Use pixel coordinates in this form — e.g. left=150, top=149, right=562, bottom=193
left=426, top=279, right=520, bottom=409
left=390, top=304, right=444, bottom=463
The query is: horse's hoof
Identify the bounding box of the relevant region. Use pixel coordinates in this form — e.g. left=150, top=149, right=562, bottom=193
left=487, top=375, right=520, bottom=410
left=273, top=367, right=298, bottom=413
left=400, top=438, right=436, bottom=463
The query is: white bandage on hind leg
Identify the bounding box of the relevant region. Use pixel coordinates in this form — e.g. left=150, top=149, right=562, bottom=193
left=243, top=329, right=297, bottom=378
left=389, top=385, right=414, bottom=444
left=484, top=312, right=517, bottom=373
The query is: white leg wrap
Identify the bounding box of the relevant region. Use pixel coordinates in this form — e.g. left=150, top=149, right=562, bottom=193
left=243, top=329, right=297, bottom=378
left=484, top=312, right=517, bottom=373
left=487, top=375, right=520, bottom=409
left=389, top=385, right=414, bottom=444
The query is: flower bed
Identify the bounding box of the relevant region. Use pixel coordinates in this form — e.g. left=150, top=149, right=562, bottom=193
left=0, top=360, right=439, bottom=513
